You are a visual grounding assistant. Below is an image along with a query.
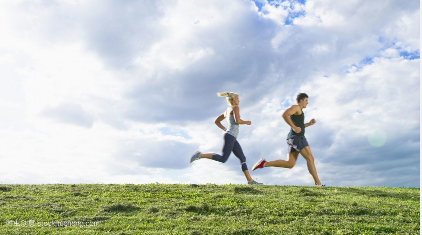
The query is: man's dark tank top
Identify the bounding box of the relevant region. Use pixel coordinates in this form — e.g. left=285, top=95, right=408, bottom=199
left=287, top=110, right=305, bottom=139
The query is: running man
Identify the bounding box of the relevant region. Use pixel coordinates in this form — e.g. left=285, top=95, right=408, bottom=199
left=190, top=92, right=262, bottom=185
left=252, top=93, right=323, bottom=186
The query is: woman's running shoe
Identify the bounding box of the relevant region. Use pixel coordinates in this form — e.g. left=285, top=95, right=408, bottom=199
left=248, top=180, right=263, bottom=185
left=190, top=151, right=201, bottom=163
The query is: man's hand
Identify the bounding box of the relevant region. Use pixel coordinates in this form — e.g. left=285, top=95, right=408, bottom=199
left=309, top=118, right=316, bottom=125
left=245, top=121, right=251, bottom=125
left=293, top=126, right=301, bottom=133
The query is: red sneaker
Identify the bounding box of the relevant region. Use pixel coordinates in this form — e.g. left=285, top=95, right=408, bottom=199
left=252, top=158, right=267, bottom=171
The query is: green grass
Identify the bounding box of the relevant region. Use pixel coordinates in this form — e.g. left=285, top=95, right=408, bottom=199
left=0, top=184, right=419, bottom=234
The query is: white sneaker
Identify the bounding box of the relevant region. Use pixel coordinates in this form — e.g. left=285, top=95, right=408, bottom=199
left=190, top=151, right=201, bottom=163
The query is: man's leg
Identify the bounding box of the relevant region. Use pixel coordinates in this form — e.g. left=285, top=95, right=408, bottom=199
left=264, top=151, right=299, bottom=168
left=299, top=146, right=322, bottom=185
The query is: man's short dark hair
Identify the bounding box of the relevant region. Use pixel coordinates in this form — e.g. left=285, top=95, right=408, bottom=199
left=296, top=93, right=308, bottom=103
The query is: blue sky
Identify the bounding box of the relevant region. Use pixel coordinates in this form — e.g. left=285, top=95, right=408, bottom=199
left=0, top=0, right=419, bottom=187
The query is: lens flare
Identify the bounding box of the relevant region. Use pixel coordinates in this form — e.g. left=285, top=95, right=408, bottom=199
left=367, top=128, right=387, bottom=147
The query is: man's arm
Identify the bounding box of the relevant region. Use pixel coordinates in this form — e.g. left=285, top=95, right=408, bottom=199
left=282, top=105, right=301, bottom=133
left=305, top=118, right=316, bottom=128
left=214, top=113, right=226, bottom=131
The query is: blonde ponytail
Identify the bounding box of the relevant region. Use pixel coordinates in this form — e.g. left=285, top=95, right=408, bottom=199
left=217, top=91, right=229, bottom=97
left=217, top=91, right=238, bottom=105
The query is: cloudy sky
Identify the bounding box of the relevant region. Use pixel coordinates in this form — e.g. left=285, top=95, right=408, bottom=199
left=0, top=0, right=419, bottom=187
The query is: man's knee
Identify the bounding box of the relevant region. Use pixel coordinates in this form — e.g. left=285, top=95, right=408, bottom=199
left=305, top=155, right=314, bottom=162
left=287, top=152, right=298, bottom=168
left=286, top=161, right=296, bottom=168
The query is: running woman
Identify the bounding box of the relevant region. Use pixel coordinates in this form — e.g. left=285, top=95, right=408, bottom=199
left=252, top=93, right=323, bottom=186
left=190, top=92, right=262, bottom=185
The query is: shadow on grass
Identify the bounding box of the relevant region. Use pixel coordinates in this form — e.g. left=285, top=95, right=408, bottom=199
left=234, top=186, right=263, bottom=195
left=71, top=191, right=90, bottom=197
left=100, top=203, right=141, bottom=213
left=341, top=188, right=419, bottom=201
left=297, top=187, right=325, bottom=197
left=183, top=203, right=234, bottom=216
left=1, top=195, right=34, bottom=201
left=60, top=210, right=78, bottom=217
left=148, top=207, right=160, bottom=213
left=184, top=203, right=211, bottom=214
left=0, top=186, right=12, bottom=192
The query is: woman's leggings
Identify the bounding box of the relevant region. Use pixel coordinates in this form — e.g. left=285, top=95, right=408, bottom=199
left=212, top=133, right=248, bottom=171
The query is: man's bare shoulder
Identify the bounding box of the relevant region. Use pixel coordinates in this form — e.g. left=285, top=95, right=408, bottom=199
left=289, top=104, right=301, bottom=110
left=288, top=105, right=302, bottom=114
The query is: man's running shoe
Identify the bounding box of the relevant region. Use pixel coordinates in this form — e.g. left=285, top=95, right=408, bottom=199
left=248, top=180, right=263, bottom=185
left=315, top=184, right=326, bottom=187
left=190, top=151, right=201, bottom=163
left=252, top=158, right=267, bottom=171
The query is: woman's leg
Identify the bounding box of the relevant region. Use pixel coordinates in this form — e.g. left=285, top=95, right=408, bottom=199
left=232, top=140, right=253, bottom=182
left=200, top=133, right=235, bottom=162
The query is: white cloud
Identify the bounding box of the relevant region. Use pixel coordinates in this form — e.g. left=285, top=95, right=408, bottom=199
left=380, top=48, right=400, bottom=58
left=0, top=0, right=419, bottom=187
left=41, top=102, right=95, bottom=128
left=382, top=10, right=420, bottom=51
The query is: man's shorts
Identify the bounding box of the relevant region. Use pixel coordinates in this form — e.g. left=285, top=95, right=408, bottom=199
left=287, top=136, right=309, bottom=153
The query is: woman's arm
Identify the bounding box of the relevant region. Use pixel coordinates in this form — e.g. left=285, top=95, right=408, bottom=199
left=233, top=106, right=251, bottom=125
left=214, top=113, right=227, bottom=131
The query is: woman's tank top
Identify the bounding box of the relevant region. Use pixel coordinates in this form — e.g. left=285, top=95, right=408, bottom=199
left=225, top=106, right=239, bottom=138
left=287, top=110, right=305, bottom=139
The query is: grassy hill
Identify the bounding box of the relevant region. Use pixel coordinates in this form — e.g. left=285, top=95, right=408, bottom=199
left=0, top=184, right=419, bottom=234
